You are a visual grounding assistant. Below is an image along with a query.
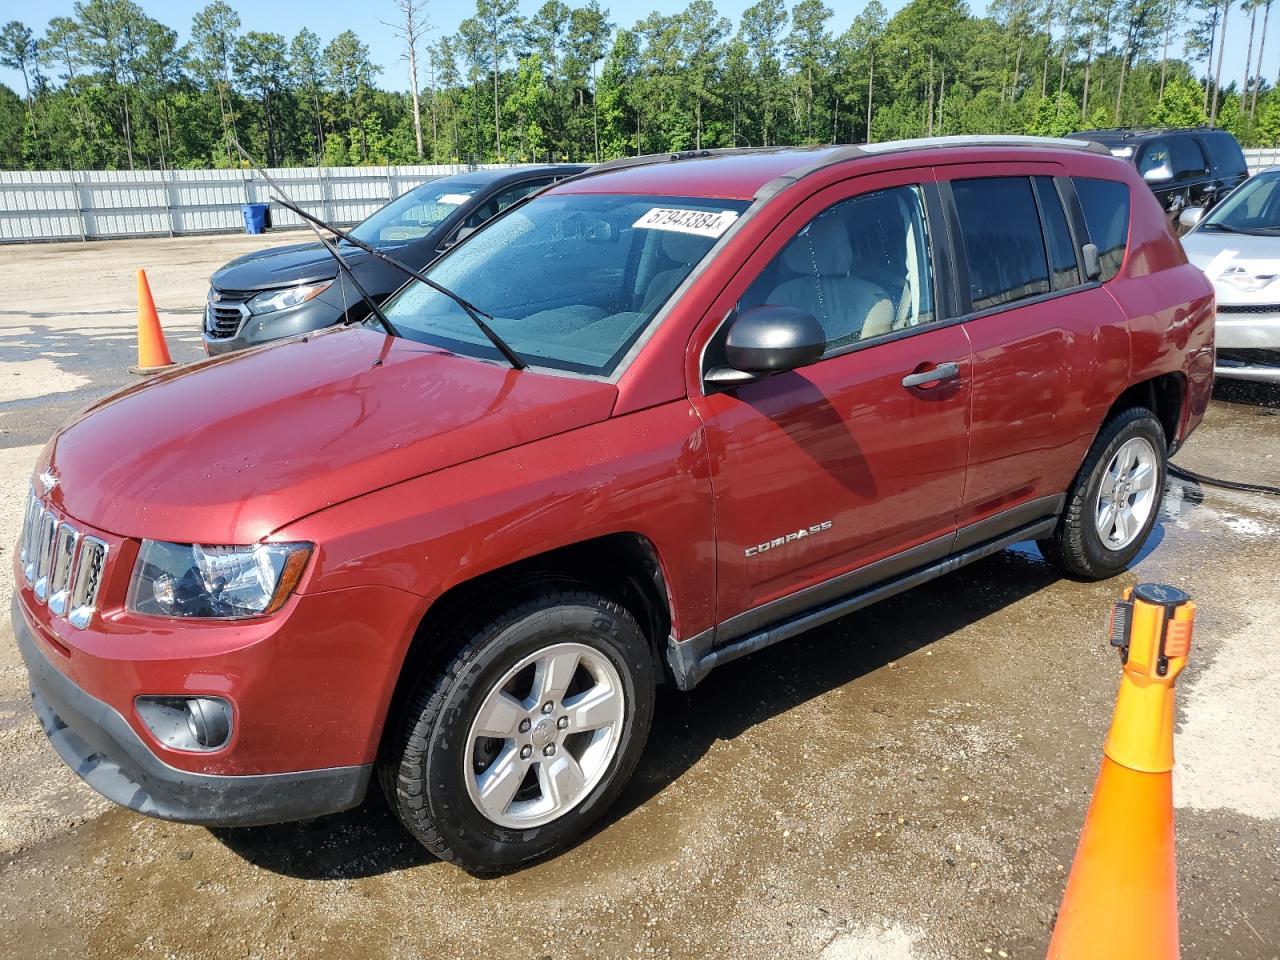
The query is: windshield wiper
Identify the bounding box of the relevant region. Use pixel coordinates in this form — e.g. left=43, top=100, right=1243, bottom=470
left=229, top=138, right=400, bottom=341
left=230, top=138, right=525, bottom=370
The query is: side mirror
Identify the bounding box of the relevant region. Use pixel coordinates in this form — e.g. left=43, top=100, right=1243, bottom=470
left=1081, top=242, right=1103, bottom=282
left=1143, top=162, right=1174, bottom=183
left=707, top=304, right=826, bottom=385
left=1179, top=206, right=1206, bottom=231
left=442, top=224, right=477, bottom=251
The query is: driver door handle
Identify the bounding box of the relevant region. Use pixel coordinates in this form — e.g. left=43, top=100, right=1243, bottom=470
left=901, top=361, right=961, bottom=389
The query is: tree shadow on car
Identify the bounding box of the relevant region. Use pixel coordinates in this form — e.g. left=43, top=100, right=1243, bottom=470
left=208, top=540, right=1069, bottom=880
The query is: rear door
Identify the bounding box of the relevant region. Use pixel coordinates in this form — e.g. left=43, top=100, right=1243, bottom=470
left=1198, top=131, right=1250, bottom=208
left=690, top=168, right=973, bottom=638
left=1170, top=135, right=1214, bottom=214
left=939, top=164, right=1129, bottom=540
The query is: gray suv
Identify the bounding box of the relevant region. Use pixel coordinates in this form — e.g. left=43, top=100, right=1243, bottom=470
left=203, top=165, right=585, bottom=354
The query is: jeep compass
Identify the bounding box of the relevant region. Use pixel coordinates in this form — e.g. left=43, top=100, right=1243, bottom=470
left=13, top=137, right=1215, bottom=872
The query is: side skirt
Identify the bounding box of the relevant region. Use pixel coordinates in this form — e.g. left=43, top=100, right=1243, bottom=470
left=667, top=514, right=1058, bottom=691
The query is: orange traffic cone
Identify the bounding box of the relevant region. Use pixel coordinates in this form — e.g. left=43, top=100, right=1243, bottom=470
left=1047, top=584, right=1196, bottom=960
left=130, top=268, right=175, bottom=375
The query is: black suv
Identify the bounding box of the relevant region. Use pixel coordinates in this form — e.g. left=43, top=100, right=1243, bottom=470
left=203, top=164, right=586, bottom=355
left=1073, top=127, right=1248, bottom=226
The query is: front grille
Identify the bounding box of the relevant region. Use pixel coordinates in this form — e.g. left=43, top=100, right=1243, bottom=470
left=19, top=489, right=108, bottom=630
left=206, top=288, right=253, bottom=339
left=1217, top=303, right=1280, bottom=315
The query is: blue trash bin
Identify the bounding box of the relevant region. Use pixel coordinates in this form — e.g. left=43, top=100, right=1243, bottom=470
left=241, top=203, right=270, bottom=234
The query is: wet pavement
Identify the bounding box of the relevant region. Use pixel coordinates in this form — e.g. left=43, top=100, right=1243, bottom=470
left=1, top=236, right=1278, bottom=959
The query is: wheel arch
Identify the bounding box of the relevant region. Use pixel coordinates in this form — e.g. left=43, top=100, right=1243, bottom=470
left=1108, top=371, right=1186, bottom=453
left=379, top=532, right=676, bottom=753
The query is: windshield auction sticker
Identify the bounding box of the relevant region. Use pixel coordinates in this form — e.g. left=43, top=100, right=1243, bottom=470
left=633, top=207, right=740, bottom=238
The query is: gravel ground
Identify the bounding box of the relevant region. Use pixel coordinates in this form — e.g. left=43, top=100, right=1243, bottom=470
left=0, top=235, right=1277, bottom=960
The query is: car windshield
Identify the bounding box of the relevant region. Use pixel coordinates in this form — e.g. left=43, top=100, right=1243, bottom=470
left=1200, top=171, right=1280, bottom=234
left=380, top=193, right=750, bottom=375
left=348, top=181, right=481, bottom=245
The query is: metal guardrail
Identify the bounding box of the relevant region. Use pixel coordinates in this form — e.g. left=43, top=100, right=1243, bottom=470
left=3, top=150, right=1275, bottom=243
left=1244, top=147, right=1280, bottom=173
left=0, top=163, right=516, bottom=243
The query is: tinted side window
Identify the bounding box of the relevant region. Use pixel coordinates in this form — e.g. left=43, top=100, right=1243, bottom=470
left=1034, top=177, right=1081, bottom=291
left=952, top=177, right=1050, bottom=311
left=1073, top=177, right=1131, bottom=282
left=463, top=181, right=546, bottom=228
left=1138, top=141, right=1172, bottom=178
left=740, top=185, right=935, bottom=350
left=1202, top=133, right=1248, bottom=177
left=1171, top=137, right=1208, bottom=178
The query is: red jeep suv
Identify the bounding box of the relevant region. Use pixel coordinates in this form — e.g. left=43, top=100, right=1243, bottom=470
left=13, top=137, right=1214, bottom=872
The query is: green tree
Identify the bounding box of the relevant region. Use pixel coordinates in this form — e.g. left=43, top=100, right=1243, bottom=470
left=0, top=22, right=39, bottom=145
left=474, top=0, right=521, bottom=158
left=190, top=1, right=240, bottom=163
left=785, top=0, right=832, bottom=142
left=290, top=29, right=325, bottom=163
left=739, top=0, right=788, bottom=145
left=233, top=31, right=288, bottom=164
left=1148, top=75, right=1208, bottom=125
left=324, top=30, right=380, bottom=161
left=681, top=1, right=730, bottom=150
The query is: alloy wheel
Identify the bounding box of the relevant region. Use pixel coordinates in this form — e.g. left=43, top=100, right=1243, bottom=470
left=464, top=641, right=625, bottom=829
left=1095, top=436, right=1160, bottom=550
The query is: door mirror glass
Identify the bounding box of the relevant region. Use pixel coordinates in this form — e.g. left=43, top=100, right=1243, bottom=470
left=1179, top=206, right=1206, bottom=231
left=1143, top=162, right=1174, bottom=183
left=715, top=304, right=826, bottom=379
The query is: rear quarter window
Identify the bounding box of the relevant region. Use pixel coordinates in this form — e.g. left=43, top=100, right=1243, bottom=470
left=1201, top=133, right=1248, bottom=178
left=1072, top=177, right=1131, bottom=282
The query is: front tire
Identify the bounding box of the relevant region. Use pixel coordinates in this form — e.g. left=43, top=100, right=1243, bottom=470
left=1038, top=406, right=1167, bottom=580
left=379, top=587, right=655, bottom=873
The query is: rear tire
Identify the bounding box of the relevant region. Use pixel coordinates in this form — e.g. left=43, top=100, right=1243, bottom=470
left=1038, top=406, right=1167, bottom=580
left=379, top=586, right=655, bottom=873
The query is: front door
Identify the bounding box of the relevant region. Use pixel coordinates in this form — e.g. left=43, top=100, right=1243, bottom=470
left=689, top=171, right=973, bottom=641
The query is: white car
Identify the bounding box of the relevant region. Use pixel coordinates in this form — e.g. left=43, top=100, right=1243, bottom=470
left=1180, top=168, right=1280, bottom=383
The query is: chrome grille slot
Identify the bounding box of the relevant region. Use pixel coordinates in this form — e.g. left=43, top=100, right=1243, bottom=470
left=33, top=510, right=57, bottom=600
left=206, top=289, right=252, bottom=339
left=18, top=491, right=109, bottom=630
left=47, top=523, right=80, bottom=617
left=68, top=537, right=108, bottom=629
left=19, top=490, right=39, bottom=583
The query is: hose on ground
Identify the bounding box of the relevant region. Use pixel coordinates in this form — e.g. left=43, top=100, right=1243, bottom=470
left=1168, top=462, right=1280, bottom=497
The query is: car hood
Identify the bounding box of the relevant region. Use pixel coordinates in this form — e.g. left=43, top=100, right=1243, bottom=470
left=211, top=239, right=417, bottom=292
left=1182, top=230, right=1280, bottom=304
left=37, top=327, right=617, bottom=544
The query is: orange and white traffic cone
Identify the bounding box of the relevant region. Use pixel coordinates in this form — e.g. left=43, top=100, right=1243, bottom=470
left=1047, top=584, right=1196, bottom=960
left=129, top=268, right=175, bottom=375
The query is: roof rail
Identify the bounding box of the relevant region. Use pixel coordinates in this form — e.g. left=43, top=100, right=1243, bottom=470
left=550, top=135, right=1112, bottom=202
left=754, top=135, right=1112, bottom=201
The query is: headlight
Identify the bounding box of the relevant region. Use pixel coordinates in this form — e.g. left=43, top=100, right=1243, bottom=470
left=128, top=541, right=312, bottom=619
left=248, top=281, right=332, bottom=315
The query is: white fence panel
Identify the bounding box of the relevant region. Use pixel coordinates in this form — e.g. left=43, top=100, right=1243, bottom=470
left=0, top=163, right=519, bottom=243
left=1244, top=148, right=1280, bottom=173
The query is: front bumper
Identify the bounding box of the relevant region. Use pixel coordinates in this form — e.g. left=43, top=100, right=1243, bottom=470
left=201, top=296, right=344, bottom=356
left=13, top=597, right=371, bottom=826
left=1214, top=309, right=1280, bottom=382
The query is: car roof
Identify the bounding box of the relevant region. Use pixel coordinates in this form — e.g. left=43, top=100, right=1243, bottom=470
left=423, top=164, right=588, bottom=191
left=1073, top=127, right=1219, bottom=143
left=550, top=136, right=1109, bottom=201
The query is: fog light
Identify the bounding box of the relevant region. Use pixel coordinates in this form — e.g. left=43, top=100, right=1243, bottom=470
left=136, top=696, right=233, bottom=752
left=185, top=698, right=231, bottom=748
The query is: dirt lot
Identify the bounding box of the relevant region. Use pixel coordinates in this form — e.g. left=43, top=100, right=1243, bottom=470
left=1, top=235, right=1278, bottom=960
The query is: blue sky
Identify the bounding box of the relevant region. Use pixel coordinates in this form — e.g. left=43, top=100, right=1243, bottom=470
left=0, top=0, right=1270, bottom=102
